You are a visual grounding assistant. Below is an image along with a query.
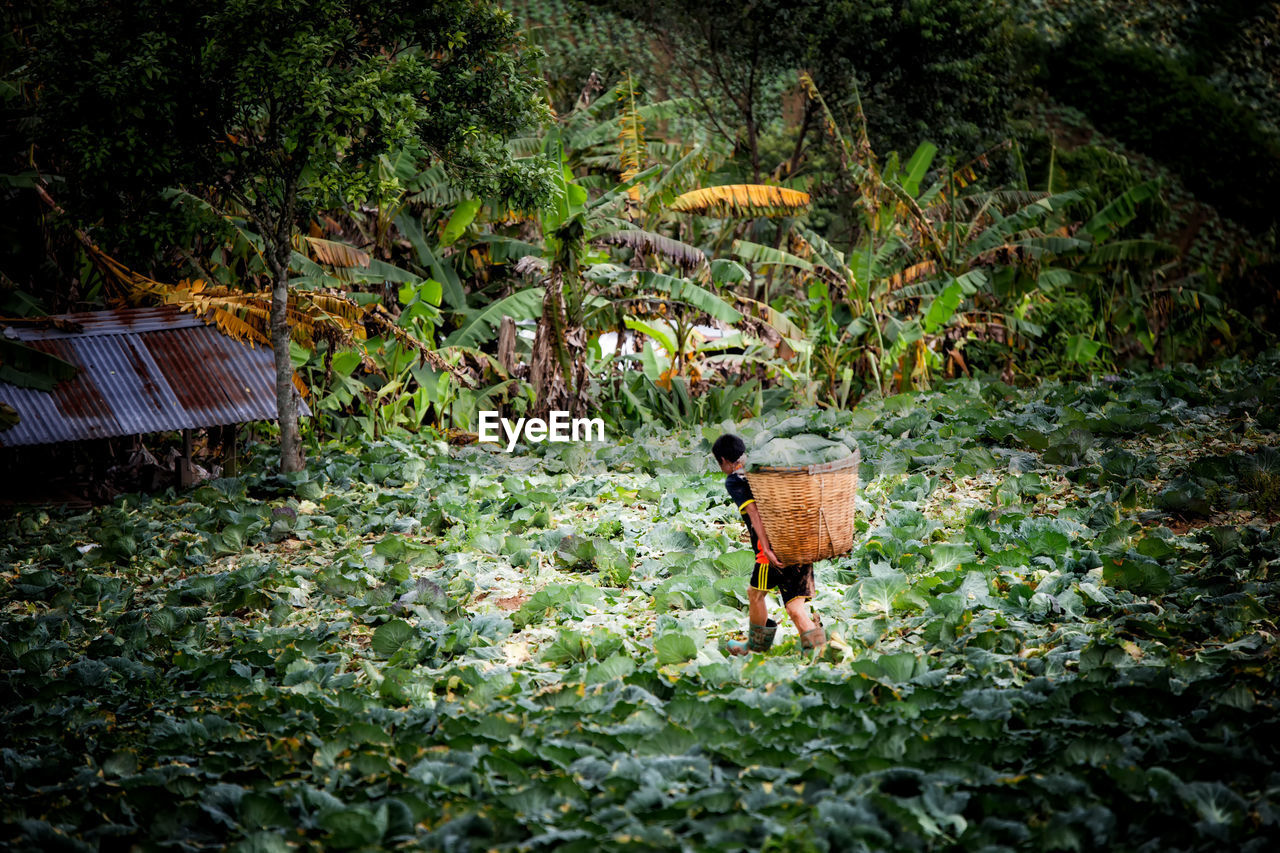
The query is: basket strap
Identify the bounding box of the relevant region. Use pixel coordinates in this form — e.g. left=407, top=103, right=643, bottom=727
left=816, top=473, right=836, bottom=556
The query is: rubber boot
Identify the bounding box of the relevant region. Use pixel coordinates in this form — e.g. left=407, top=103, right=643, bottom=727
left=726, top=619, right=777, bottom=656
left=749, top=619, right=779, bottom=652
left=799, top=619, right=827, bottom=652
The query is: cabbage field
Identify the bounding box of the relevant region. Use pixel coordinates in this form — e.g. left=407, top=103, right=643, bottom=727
left=3, top=357, right=1279, bottom=851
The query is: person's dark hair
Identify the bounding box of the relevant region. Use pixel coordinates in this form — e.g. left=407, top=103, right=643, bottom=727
left=712, top=433, right=745, bottom=464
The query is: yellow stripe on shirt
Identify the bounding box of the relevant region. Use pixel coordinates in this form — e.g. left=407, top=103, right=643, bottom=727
left=737, top=499, right=755, bottom=512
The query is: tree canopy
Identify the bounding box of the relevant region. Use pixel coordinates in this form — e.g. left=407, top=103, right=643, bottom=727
left=32, top=0, right=557, bottom=470
left=35, top=0, right=556, bottom=236
left=610, top=0, right=1017, bottom=176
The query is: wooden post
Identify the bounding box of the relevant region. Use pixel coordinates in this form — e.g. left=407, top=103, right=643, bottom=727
left=180, top=428, right=195, bottom=487
left=222, top=424, right=239, bottom=476
left=497, top=316, right=518, bottom=376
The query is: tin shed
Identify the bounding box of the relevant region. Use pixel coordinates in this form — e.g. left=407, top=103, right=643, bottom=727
left=0, top=305, right=309, bottom=450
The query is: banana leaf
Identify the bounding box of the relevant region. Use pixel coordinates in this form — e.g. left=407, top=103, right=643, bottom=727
left=443, top=287, right=543, bottom=348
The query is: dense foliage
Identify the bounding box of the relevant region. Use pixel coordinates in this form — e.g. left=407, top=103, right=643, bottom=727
left=5, top=1, right=1278, bottom=440
left=3, top=355, right=1279, bottom=850
left=33, top=0, right=556, bottom=240
left=515, top=0, right=1278, bottom=356
left=1039, top=20, right=1280, bottom=234
left=522, top=0, right=1019, bottom=173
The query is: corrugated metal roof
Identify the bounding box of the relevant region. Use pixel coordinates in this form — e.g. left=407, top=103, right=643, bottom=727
left=0, top=305, right=310, bottom=447
left=5, top=305, right=207, bottom=339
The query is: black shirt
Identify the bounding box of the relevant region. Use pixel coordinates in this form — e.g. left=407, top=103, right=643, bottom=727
left=725, top=472, right=759, bottom=552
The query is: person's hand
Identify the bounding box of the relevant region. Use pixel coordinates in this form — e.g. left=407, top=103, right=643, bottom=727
left=761, top=546, right=781, bottom=569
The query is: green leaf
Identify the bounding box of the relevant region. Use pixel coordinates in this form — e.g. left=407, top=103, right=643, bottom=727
left=1014, top=428, right=1050, bottom=451
left=440, top=199, right=482, bottom=246
left=394, top=211, right=466, bottom=310
left=1023, top=527, right=1070, bottom=557
left=636, top=271, right=743, bottom=323
left=542, top=628, right=598, bottom=663
left=586, top=653, right=636, bottom=684
left=930, top=544, right=975, bottom=571
left=710, top=258, right=748, bottom=284
left=1102, top=555, right=1172, bottom=595
left=901, top=141, right=938, bottom=197
left=443, top=287, right=543, bottom=348
left=330, top=350, right=362, bottom=377
left=420, top=279, right=443, bottom=306
left=1135, top=536, right=1176, bottom=560
left=625, top=317, right=678, bottom=355
left=876, top=652, right=919, bottom=683
left=921, top=279, right=965, bottom=335
left=1065, top=334, right=1102, bottom=365
left=1177, top=781, right=1247, bottom=828
left=857, top=574, right=909, bottom=614
left=479, top=234, right=542, bottom=263
left=371, top=619, right=414, bottom=659
left=1083, top=179, right=1160, bottom=240
left=655, top=632, right=697, bottom=664
left=732, top=239, right=813, bottom=270
left=102, top=751, right=137, bottom=778
left=921, top=274, right=977, bottom=338
left=318, top=805, right=388, bottom=849
left=1089, top=239, right=1174, bottom=265
left=230, top=833, right=291, bottom=853
left=240, top=793, right=290, bottom=829
left=717, top=550, right=756, bottom=576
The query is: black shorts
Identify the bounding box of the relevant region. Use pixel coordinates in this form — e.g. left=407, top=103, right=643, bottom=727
left=750, top=561, right=815, bottom=604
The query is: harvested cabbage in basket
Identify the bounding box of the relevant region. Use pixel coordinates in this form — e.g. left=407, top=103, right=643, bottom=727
left=750, top=433, right=853, bottom=470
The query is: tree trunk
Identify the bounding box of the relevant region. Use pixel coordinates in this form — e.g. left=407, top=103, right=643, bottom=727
left=786, top=101, right=813, bottom=178
left=530, top=273, right=568, bottom=418
left=497, top=316, right=518, bottom=376
left=745, top=115, right=760, bottom=183
left=530, top=272, right=587, bottom=420
left=269, top=251, right=304, bottom=473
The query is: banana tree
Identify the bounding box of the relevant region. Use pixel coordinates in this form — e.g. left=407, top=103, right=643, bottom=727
left=792, top=73, right=1179, bottom=394
left=521, top=150, right=730, bottom=417
left=432, top=74, right=812, bottom=417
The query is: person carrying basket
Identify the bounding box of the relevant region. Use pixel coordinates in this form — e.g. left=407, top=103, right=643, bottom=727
left=712, top=434, right=826, bottom=655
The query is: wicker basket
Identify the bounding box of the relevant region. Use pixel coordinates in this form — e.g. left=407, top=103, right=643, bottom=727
left=745, top=447, right=860, bottom=567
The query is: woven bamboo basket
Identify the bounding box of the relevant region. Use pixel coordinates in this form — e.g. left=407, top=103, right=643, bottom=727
left=745, top=447, right=860, bottom=567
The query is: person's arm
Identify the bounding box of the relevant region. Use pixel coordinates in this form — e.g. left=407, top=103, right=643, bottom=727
left=745, top=503, right=781, bottom=568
